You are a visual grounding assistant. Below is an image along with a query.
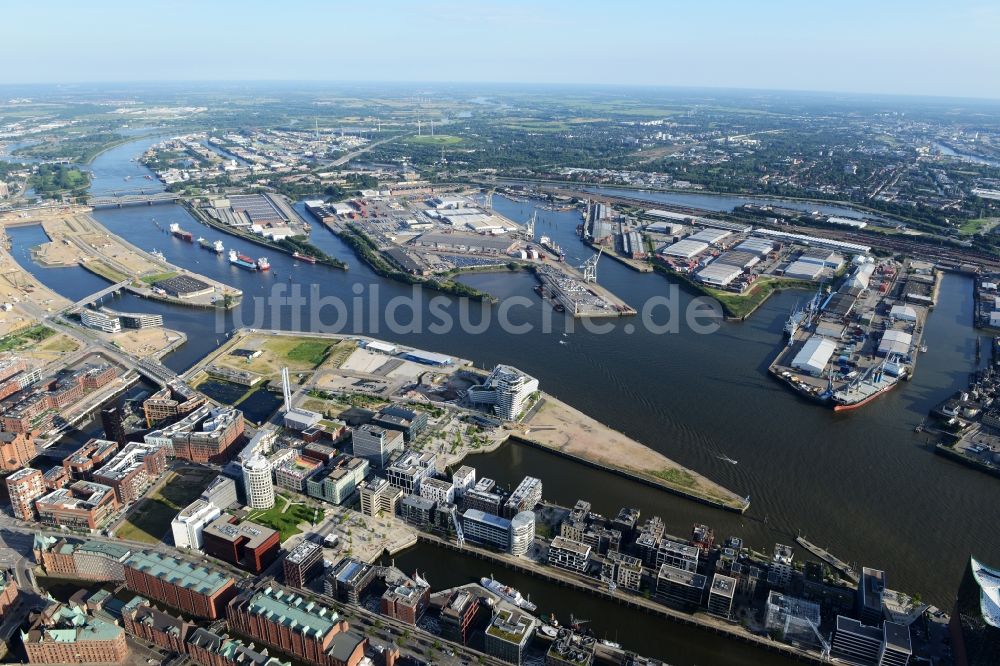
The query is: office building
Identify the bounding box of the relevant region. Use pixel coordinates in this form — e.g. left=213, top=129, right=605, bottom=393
left=605, top=551, right=643, bottom=591
left=21, top=602, right=128, bottom=664
left=859, top=567, right=887, bottom=626
left=655, top=537, right=700, bottom=572
left=385, top=450, right=436, bottom=494
left=145, top=406, right=244, bottom=464
left=63, top=438, right=119, bottom=480
left=202, top=514, right=280, bottom=574
left=440, top=588, right=480, bottom=644
left=226, top=585, right=367, bottom=666
left=418, top=476, right=455, bottom=504
left=42, top=466, right=69, bottom=490
left=116, top=310, right=164, bottom=329
left=171, top=499, right=222, bottom=550
left=503, top=476, right=542, bottom=518
left=358, top=477, right=402, bottom=517
left=284, top=540, right=323, bottom=589
left=35, top=480, right=119, bottom=530
left=467, top=364, right=539, bottom=421
left=242, top=454, right=275, bottom=509
left=302, top=441, right=338, bottom=463
left=81, top=309, right=122, bottom=333
left=463, top=487, right=505, bottom=515
left=92, top=441, right=167, bottom=504
left=201, top=475, right=238, bottom=510
left=950, top=556, right=1000, bottom=666
left=306, top=456, right=369, bottom=505
left=655, top=564, right=707, bottom=610
left=548, top=536, right=591, bottom=573
left=485, top=608, right=535, bottom=665
left=0, top=431, right=34, bottom=472
left=380, top=570, right=430, bottom=625
left=351, top=425, right=403, bottom=469
left=707, top=573, right=737, bottom=618
left=462, top=509, right=534, bottom=556
left=142, top=381, right=206, bottom=427
left=770, top=543, right=795, bottom=590
left=6, top=467, right=45, bottom=520
left=326, top=558, right=376, bottom=605
left=452, top=465, right=476, bottom=497
left=765, top=591, right=822, bottom=647
left=123, top=551, right=236, bottom=620
left=831, top=615, right=912, bottom=666
left=371, top=405, right=428, bottom=442
left=100, top=405, right=127, bottom=446
left=274, top=455, right=323, bottom=492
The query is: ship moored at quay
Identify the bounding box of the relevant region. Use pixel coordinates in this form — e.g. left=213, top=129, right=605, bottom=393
left=768, top=257, right=938, bottom=411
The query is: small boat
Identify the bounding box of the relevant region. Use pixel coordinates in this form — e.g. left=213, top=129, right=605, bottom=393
left=151, top=249, right=165, bottom=260
left=540, top=625, right=558, bottom=639
left=599, top=639, right=622, bottom=649
left=199, top=238, right=224, bottom=254
left=559, top=340, right=567, bottom=345
left=920, top=345, right=928, bottom=353
left=717, top=454, right=738, bottom=465
left=257, top=257, right=270, bottom=271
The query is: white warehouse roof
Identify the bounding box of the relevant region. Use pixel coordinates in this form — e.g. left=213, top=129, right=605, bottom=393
left=879, top=330, right=913, bottom=355
left=783, top=260, right=824, bottom=280
left=791, top=336, right=837, bottom=376
left=890, top=305, right=918, bottom=322
left=688, top=228, right=732, bottom=245
left=734, top=238, right=774, bottom=256
left=661, top=239, right=709, bottom=259
left=697, top=263, right=743, bottom=287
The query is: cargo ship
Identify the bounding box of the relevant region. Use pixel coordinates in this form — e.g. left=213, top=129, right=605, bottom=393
left=256, top=257, right=270, bottom=271
left=169, top=223, right=193, bottom=242
left=831, top=355, right=906, bottom=411
left=292, top=251, right=317, bottom=264
left=481, top=576, right=537, bottom=612
left=228, top=249, right=258, bottom=271
left=199, top=238, right=225, bottom=254
left=539, top=236, right=566, bottom=261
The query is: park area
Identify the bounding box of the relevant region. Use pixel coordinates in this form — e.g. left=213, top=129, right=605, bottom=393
left=246, top=493, right=322, bottom=542
left=116, top=468, right=215, bottom=543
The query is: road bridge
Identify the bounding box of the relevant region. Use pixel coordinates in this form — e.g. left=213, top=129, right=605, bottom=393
left=89, top=190, right=180, bottom=208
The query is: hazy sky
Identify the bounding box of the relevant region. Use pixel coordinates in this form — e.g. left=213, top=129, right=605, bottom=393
left=5, top=0, right=999, bottom=98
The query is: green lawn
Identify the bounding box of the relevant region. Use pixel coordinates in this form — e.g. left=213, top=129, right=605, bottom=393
left=116, top=469, right=215, bottom=544
left=286, top=340, right=333, bottom=366
left=404, top=134, right=462, bottom=145
left=958, top=217, right=999, bottom=235
left=82, top=260, right=129, bottom=283
left=706, top=277, right=814, bottom=319
left=246, top=494, right=319, bottom=542
left=141, top=271, right=179, bottom=284
left=0, top=325, right=55, bottom=352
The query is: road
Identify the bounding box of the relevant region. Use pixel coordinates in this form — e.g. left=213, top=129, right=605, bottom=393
left=328, top=133, right=406, bottom=168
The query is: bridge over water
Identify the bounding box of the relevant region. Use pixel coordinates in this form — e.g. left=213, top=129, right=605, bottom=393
left=89, top=190, right=180, bottom=208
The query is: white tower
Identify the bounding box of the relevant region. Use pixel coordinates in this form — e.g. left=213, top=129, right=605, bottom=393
left=242, top=454, right=274, bottom=509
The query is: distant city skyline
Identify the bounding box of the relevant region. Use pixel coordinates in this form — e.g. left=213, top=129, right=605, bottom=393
left=3, top=0, right=1000, bottom=100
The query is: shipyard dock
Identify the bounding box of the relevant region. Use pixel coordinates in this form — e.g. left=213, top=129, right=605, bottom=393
left=768, top=258, right=937, bottom=411
left=533, top=264, right=636, bottom=318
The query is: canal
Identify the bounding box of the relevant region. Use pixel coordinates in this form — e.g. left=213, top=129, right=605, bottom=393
left=6, top=135, right=997, bottom=664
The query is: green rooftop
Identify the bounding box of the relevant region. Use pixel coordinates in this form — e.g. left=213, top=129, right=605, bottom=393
left=79, top=540, right=131, bottom=560
left=246, top=586, right=340, bottom=639
left=125, top=551, right=232, bottom=595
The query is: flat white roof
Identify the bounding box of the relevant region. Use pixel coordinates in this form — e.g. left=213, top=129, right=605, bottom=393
left=688, top=228, right=731, bottom=245
left=879, top=330, right=913, bottom=355
left=365, top=341, right=398, bottom=354
left=791, top=336, right=837, bottom=374
left=783, top=260, right=824, bottom=280
left=697, top=263, right=742, bottom=286
left=661, top=239, right=709, bottom=258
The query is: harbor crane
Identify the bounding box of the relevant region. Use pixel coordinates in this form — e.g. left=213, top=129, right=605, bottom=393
left=580, top=248, right=602, bottom=283
left=523, top=210, right=536, bottom=239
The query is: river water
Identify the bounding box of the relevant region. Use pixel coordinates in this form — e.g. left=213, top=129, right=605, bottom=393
left=7, top=136, right=997, bottom=665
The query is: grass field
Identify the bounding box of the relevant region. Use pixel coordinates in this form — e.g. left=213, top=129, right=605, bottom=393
left=0, top=325, right=55, bottom=352
left=705, top=277, right=813, bottom=319
left=116, top=468, right=215, bottom=543
left=958, top=217, right=999, bottom=235
left=404, top=134, right=462, bottom=145
left=246, top=494, right=319, bottom=541
left=141, top=271, right=179, bottom=284
left=82, top=260, right=129, bottom=283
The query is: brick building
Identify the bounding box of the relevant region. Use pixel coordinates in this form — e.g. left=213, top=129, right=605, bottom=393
left=35, top=480, right=119, bottom=530
left=226, top=585, right=367, bottom=666
left=122, top=596, right=194, bottom=654
left=6, top=467, right=45, bottom=520
left=63, top=438, right=120, bottom=481
left=21, top=602, right=128, bottom=664
left=123, top=551, right=236, bottom=620
left=144, top=406, right=244, bottom=464
left=142, top=381, right=206, bottom=427
left=0, top=431, right=35, bottom=472
left=201, top=514, right=280, bottom=574
left=92, top=441, right=167, bottom=504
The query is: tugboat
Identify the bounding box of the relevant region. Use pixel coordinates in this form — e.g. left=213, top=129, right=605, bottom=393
left=169, top=223, right=193, bottom=242
left=292, top=251, right=317, bottom=264
left=228, top=249, right=258, bottom=271
left=151, top=249, right=165, bottom=260
left=480, top=576, right=537, bottom=612
left=256, top=257, right=271, bottom=271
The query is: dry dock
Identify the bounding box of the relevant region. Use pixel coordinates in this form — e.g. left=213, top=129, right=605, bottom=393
left=533, top=264, right=636, bottom=318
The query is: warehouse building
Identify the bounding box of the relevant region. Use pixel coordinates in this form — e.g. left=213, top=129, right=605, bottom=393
left=791, top=336, right=837, bottom=376
left=734, top=237, right=774, bottom=256
left=660, top=239, right=709, bottom=259
left=687, top=228, right=732, bottom=246
left=783, top=260, right=825, bottom=280
left=878, top=330, right=913, bottom=356
left=696, top=263, right=743, bottom=287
